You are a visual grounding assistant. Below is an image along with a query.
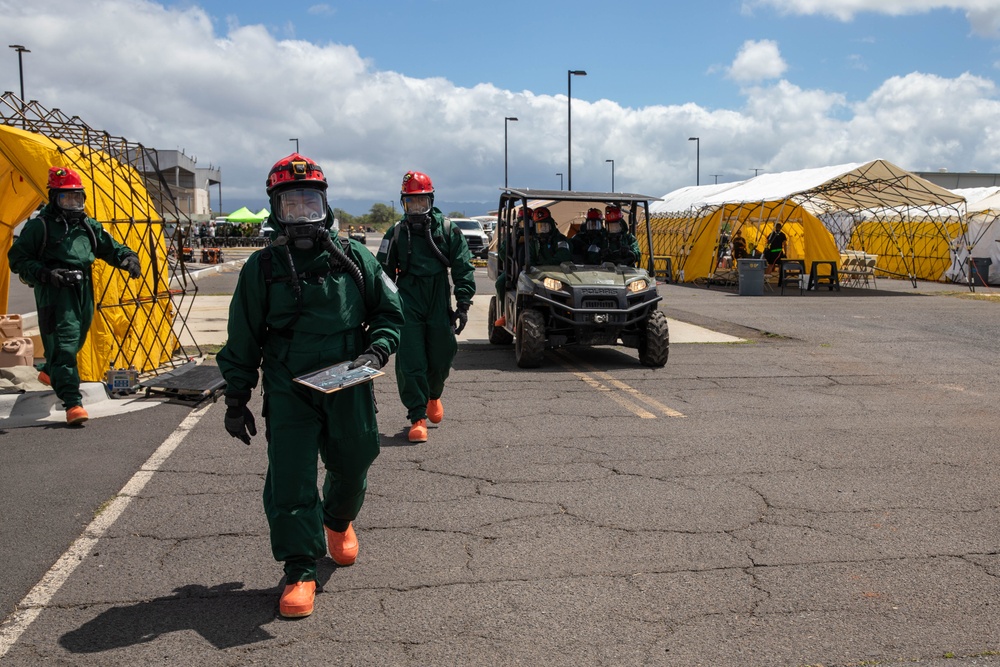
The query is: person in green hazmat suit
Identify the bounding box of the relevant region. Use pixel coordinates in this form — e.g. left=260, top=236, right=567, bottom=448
left=216, top=153, right=404, bottom=619
left=603, top=205, right=641, bottom=267
left=571, top=207, right=610, bottom=265
left=376, top=170, right=475, bottom=444
left=7, top=166, right=142, bottom=425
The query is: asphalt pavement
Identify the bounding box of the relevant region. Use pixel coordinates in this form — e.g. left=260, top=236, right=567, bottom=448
left=2, top=247, right=1000, bottom=666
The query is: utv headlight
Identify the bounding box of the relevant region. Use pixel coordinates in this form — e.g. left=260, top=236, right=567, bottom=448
left=627, top=279, right=648, bottom=293
left=543, top=277, right=564, bottom=291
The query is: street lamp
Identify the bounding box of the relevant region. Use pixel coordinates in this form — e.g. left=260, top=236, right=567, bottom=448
left=556, top=172, right=563, bottom=190
left=567, top=69, right=587, bottom=191
left=8, top=44, right=29, bottom=118
left=289, top=138, right=299, bottom=153
left=688, top=137, right=700, bottom=186
left=605, top=159, right=615, bottom=192
left=504, top=116, right=518, bottom=188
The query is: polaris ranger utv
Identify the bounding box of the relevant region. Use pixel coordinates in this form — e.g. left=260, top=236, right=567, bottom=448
left=487, top=188, right=668, bottom=368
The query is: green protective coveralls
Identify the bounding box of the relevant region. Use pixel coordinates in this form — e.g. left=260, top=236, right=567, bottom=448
left=216, top=237, right=403, bottom=584
left=606, top=231, right=641, bottom=267
left=376, top=209, right=475, bottom=423
left=571, top=228, right=609, bottom=265
left=532, top=230, right=573, bottom=266
left=7, top=204, right=137, bottom=409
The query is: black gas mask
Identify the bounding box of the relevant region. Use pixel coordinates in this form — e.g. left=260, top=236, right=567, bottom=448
left=52, top=189, right=87, bottom=225
left=402, top=194, right=433, bottom=233
left=273, top=187, right=328, bottom=250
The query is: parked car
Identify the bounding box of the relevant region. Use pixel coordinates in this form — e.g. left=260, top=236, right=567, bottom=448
left=472, top=215, right=497, bottom=239
left=449, top=217, right=490, bottom=259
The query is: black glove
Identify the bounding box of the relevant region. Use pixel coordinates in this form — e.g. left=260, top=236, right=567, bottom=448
left=224, top=392, right=257, bottom=445
left=120, top=254, right=142, bottom=279
left=39, top=268, right=77, bottom=288
left=452, top=302, right=470, bottom=335
left=348, top=345, right=389, bottom=371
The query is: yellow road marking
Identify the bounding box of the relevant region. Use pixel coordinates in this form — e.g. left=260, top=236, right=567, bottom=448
left=553, top=351, right=685, bottom=419
left=579, top=363, right=687, bottom=418
left=555, top=358, right=657, bottom=419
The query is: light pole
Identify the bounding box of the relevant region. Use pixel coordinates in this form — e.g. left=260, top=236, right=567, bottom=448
left=567, top=69, right=587, bottom=191
left=9, top=44, right=29, bottom=121
left=289, top=138, right=299, bottom=153
left=750, top=168, right=762, bottom=176
left=605, top=159, right=615, bottom=192
left=504, top=116, right=518, bottom=188
left=710, top=174, right=722, bottom=184
left=688, top=137, right=700, bottom=186
left=556, top=172, right=563, bottom=190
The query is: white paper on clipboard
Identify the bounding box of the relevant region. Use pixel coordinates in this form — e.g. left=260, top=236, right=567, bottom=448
left=293, top=361, right=385, bottom=394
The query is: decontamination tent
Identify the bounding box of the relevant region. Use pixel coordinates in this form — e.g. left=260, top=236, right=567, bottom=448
left=0, top=122, right=181, bottom=381
left=645, top=159, right=966, bottom=285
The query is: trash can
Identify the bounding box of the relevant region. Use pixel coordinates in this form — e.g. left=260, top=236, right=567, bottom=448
left=970, top=257, right=992, bottom=286
left=737, top=258, right=765, bottom=296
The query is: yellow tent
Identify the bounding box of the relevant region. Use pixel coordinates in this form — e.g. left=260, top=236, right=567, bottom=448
left=645, top=159, right=966, bottom=285
left=0, top=123, right=180, bottom=381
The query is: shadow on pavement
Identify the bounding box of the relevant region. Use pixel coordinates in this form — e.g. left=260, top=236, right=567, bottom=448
left=58, top=582, right=280, bottom=652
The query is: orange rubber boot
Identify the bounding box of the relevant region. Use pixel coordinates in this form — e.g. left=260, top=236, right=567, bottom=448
left=279, top=580, right=315, bottom=618
left=38, top=371, right=51, bottom=386
left=408, top=419, right=428, bottom=443
left=326, top=522, right=358, bottom=566
left=426, top=399, right=443, bottom=424
left=494, top=316, right=506, bottom=327
left=66, top=406, right=89, bottom=425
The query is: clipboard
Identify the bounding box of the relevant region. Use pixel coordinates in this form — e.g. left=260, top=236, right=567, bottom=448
left=293, top=361, right=385, bottom=394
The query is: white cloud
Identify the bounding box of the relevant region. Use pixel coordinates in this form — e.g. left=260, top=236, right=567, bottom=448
left=744, top=0, right=1000, bottom=37
left=1, top=0, right=998, bottom=210
left=307, top=4, right=335, bottom=17
left=727, top=40, right=788, bottom=83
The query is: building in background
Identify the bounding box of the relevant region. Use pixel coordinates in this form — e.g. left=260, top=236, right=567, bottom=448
left=134, top=149, right=221, bottom=223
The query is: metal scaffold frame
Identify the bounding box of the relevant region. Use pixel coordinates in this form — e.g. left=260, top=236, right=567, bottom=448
left=0, top=91, right=205, bottom=377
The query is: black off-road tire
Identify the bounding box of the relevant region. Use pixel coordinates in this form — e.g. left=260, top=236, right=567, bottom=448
left=488, top=296, right=514, bottom=345
left=515, top=309, right=546, bottom=368
left=638, top=309, right=669, bottom=367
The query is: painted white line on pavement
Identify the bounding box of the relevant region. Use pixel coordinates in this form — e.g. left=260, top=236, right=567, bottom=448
left=0, top=403, right=213, bottom=660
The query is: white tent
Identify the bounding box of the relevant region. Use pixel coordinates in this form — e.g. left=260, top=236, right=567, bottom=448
left=954, top=187, right=1000, bottom=284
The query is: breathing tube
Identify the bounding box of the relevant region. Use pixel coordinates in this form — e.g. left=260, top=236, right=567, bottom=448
left=318, top=230, right=366, bottom=302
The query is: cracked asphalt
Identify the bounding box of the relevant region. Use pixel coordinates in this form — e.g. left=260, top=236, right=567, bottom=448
left=2, top=270, right=1000, bottom=666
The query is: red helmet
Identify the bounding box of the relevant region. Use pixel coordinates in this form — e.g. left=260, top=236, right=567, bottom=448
left=532, top=207, right=550, bottom=222
left=605, top=206, right=623, bottom=222
left=585, top=208, right=603, bottom=220
left=266, top=153, right=327, bottom=194
left=48, top=166, right=83, bottom=190
left=401, top=171, right=434, bottom=195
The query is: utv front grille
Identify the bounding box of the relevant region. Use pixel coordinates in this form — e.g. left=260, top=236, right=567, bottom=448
left=582, top=298, right=618, bottom=309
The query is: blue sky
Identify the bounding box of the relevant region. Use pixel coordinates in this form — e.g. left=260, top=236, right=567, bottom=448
left=3, top=0, right=1000, bottom=214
